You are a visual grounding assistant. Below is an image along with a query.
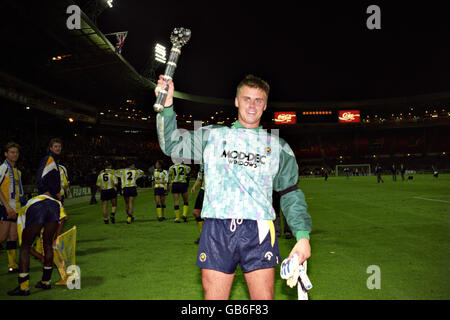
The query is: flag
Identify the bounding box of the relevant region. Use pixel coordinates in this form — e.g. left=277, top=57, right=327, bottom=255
left=115, top=31, right=128, bottom=54
left=53, top=226, right=77, bottom=285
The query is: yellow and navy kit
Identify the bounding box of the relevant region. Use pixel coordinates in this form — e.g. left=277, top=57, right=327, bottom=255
left=0, top=160, right=24, bottom=212
left=153, top=170, right=169, bottom=189
left=169, top=164, right=191, bottom=183
left=97, top=169, right=118, bottom=191
left=17, top=195, right=66, bottom=245
left=115, top=168, right=144, bottom=188
left=59, top=165, right=69, bottom=197
left=36, top=152, right=61, bottom=199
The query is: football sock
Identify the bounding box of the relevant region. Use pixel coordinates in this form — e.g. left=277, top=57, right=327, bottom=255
left=6, top=241, right=18, bottom=268
left=182, top=203, right=189, bottom=217
left=174, top=205, right=180, bottom=221
left=42, top=266, right=53, bottom=284
left=156, top=205, right=162, bottom=218
left=19, top=273, right=30, bottom=291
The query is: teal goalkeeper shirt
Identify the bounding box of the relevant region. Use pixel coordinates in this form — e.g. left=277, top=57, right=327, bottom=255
left=156, top=106, right=312, bottom=240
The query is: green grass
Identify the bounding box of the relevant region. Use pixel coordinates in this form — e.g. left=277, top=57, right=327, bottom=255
left=1, top=174, right=449, bottom=300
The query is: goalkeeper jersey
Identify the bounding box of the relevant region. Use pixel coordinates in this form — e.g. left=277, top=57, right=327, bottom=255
left=156, top=106, right=312, bottom=241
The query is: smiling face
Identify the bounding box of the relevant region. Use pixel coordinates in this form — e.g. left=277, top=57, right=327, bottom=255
left=235, top=85, right=268, bottom=128
left=50, top=142, right=62, bottom=155
left=4, top=147, right=19, bottom=165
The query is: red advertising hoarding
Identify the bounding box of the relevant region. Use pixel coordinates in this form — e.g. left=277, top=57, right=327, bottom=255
left=274, top=112, right=296, bottom=124
left=339, top=110, right=361, bottom=123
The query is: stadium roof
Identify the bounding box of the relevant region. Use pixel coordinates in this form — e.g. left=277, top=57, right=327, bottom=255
left=1, top=1, right=450, bottom=123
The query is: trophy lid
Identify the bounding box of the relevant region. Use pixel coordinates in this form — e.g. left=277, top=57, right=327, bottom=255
left=170, top=27, right=191, bottom=48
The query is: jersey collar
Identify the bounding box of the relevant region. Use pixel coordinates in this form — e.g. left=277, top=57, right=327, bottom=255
left=232, top=120, right=263, bottom=131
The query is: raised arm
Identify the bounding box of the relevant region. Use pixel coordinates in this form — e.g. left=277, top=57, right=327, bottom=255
left=154, top=76, right=211, bottom=163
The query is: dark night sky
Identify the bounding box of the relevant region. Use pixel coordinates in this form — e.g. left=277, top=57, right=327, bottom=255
left=97, top=1, right=450, bottom=103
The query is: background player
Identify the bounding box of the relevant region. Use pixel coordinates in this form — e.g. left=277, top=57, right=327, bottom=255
left=0, top=142, right=25, bottom=273
left=116, top=162, right=144, bottom=224
left=96, top=161, right=118, bottom=224
left=190, top=164, right=205, bottom=244
left=168, top=160, right=191, bottom=223
left=8, top=138, right=65, bottom=295
left=153, top=160, right=168, bottom=221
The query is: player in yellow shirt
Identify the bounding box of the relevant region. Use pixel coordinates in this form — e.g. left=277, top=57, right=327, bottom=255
left=0, top=142, right=25, bottom=273
left=116, top=163, right=144, bottom=224
left=96, top=162, right=118, bottom=224
left=153, top=160, right=169, bottom=221
left=168, top=161, right=191, bottom=223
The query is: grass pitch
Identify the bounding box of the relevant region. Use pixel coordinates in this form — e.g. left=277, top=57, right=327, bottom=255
left=1, top=174, right=449, bottom=300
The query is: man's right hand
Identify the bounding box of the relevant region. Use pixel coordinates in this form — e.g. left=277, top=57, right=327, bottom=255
left=155, top=75, right=175, bottom=107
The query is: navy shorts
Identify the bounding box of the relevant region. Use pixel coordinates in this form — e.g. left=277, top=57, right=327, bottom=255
left=171, top=182, right=188, bottom=194
left=196, top=218, right=281, bottom=274
left=0, top=206, right=17, bottom=222
left=25, top=199, right=61, bottom=228
left=194, top=189, right=205, bottom=210
left=101, top=189, right=117, bottom=201
left=154, top=187, right=166, bottom=196
left=123, top=187, right=137, bottom=197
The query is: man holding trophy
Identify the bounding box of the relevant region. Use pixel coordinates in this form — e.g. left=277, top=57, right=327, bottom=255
left=154, top=28, right=312, bottom=300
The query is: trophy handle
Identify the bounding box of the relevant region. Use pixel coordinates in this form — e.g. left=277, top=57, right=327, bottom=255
left=153, top=28, right=191, bottom=113
left=153, top=47, right=181, bottom=112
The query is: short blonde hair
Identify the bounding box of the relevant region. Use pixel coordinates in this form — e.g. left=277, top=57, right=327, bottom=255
left=236, top=74, right=270, bottom=98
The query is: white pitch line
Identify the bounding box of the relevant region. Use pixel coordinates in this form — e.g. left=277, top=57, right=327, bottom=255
left=412, top=196, right=450, bottom=203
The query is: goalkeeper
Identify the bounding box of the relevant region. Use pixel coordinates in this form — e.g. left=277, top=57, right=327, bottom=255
left=155, top=74, right=312, bottom=300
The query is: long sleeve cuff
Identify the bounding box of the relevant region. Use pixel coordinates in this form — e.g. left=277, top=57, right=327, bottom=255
left=296, top=231, right=310, bottom=241
left=162, top=105, right=175, bottom=116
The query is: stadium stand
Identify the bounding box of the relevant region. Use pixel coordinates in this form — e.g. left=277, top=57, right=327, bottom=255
left=0, top=1, right=448, bottom=189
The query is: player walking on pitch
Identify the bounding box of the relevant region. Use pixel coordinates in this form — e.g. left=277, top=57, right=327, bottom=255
left=155, top=74, right=312, bottom=300
left=168, top=160, right=191, bottom=223
left=97, top=162, right=118, bottom=224
left=116, top=163, right=144, bottom=224
left=153, top=160, right=168, bottom=221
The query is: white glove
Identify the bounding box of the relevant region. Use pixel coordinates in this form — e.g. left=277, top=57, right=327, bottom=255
left=280, top=254, right=312, bottom=290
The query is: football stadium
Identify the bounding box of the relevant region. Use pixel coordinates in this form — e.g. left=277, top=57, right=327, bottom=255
left=0, top=1, right=449, bottom=303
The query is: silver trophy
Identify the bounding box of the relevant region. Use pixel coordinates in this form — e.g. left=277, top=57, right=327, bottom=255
left=153, top=27, right=191, bottom=112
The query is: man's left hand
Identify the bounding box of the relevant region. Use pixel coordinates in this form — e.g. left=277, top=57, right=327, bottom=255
left=288, top=238, right=311, bottom=265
